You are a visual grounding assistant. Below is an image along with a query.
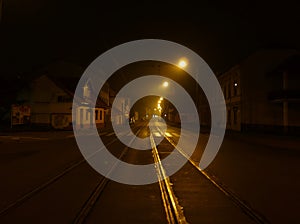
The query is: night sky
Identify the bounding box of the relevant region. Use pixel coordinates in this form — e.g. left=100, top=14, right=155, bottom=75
left=1, top=0, right=299, bottom=80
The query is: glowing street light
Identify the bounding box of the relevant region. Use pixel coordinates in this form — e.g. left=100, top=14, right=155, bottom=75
left=178, top=59, right=187, bottom=68
left=163, top=81, right=169, bottom=87
left=159, top=97, right=163, bottom=101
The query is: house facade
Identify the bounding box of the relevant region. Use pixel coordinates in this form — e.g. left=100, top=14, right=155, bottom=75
left=73, top=78, right=108, bottom=129
left=217, top=49, right=300, bottom=133
left=15, top=75, right=107, bottom=129
left=16, top=75, right=73, bottom=129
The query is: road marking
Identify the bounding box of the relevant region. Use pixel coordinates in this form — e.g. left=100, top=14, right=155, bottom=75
left=172, top=132, right=180, bottom=137
left=99, top=132, right=108, bottom=136
left=164, top=132, right=172, bottom=137
left=0, top=136, right=48, bottom=141
left=153, top=132, right=161, bottom=137
left=106, top=132, right=115, bottom=137
left=22, top=137, right=49, bottom=140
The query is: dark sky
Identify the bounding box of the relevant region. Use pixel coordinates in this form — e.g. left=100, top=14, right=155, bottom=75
left=1, top=0, right=299, bottom=80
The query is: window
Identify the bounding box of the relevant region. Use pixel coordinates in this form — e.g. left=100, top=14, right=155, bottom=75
left=100, top=110, right=103, bottom=120
left=233, top=107, right=238, bottom=125
left=57, top=95, right=72, bottom=103
left=57, top=96, right=63, bottom=102
left=86, top=109, right=89, bottom=120
left=95, top=110, right=98, bottom=120
left=227, top=109, right=231, bottom=125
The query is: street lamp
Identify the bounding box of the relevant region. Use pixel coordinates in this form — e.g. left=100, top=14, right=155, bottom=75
left=178, top=59, right=188, bottom=68
left=163, top=81, right=169, bottom=87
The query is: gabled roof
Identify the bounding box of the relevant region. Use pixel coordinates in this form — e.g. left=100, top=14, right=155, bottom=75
left=45, top=75, right=111, bottom=109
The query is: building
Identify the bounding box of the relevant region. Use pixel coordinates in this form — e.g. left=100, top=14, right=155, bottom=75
left=0, top=0, right=2, bottom=23
left=73, top=77, right=108, bottom=129
left=15, top=74, right=108, bottom=129
left=110, top=97, right=131, bottom=125
left=217, top=49, right=300, bottom=134
left=16, top=75, right=73, bottom=129
left=267, top=54, right=300, bottom=133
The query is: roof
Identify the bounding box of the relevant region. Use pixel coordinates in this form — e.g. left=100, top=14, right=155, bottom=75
left=268, top=54, right=300, bottom=76
left=217, top=49, right=300, bottom=81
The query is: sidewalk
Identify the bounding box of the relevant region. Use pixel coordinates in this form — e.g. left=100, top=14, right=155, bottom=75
left=225, top=131, right=300, bottom=151
left=0, top=125, right=114, bottom=142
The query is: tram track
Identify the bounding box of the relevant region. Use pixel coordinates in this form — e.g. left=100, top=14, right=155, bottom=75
left=156, top=127, right=270, bottom=224
left=150, top=133, right=187, bottom=224
left=73, top=129, right=141, bottom=224
left=0, top=129, right=133, bottom=220
left=0, top=123, right=271, bottom=223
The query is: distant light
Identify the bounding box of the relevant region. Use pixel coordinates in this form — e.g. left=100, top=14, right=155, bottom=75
left=154, top=108, right=157, bottom=111
left=158, top=100, right=161, bottom=104
left=163, top=81, right=169, bottom=87
left=178, top=59, right=187, bottom=68
left=160, top=97, right=163, bottom=101
left=234, top=83, right=238, bottom=87
left=164, top=114, right=167, bottom=117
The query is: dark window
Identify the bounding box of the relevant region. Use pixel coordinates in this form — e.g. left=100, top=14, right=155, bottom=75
left=100, top=110, right=103, bottom=120
left=233, top=107, right=238, bottom=125
left=86, top=109, right=89, bottom=120
left=57, top=96, right=63, bottom=102
left=57, top=95, right=72, bottom=103
left=228, top=83, right=231, bottom=98
left=95, top=110, right=98, bottom=120
left=227, top=109, right=231, bottom=125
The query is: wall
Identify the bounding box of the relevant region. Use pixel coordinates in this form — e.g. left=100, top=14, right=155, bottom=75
left=240, top=49, right=297, bottom=131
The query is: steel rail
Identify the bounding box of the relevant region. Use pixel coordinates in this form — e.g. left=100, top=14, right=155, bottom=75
left=73, top=128, right=143, bottom=224
left=159, top=129, right=271, bottom=224
left=0, top=134, right=119, bottom=217
left=150, top=133, right=188, bottom=224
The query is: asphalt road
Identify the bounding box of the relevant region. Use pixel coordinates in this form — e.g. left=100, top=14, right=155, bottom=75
left=0, top=123, right=299, bottom=223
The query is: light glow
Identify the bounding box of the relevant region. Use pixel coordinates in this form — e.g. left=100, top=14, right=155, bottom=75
left=178, top=59, right=187, bottom=68
left=163, top=81, right=169, bottom=87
